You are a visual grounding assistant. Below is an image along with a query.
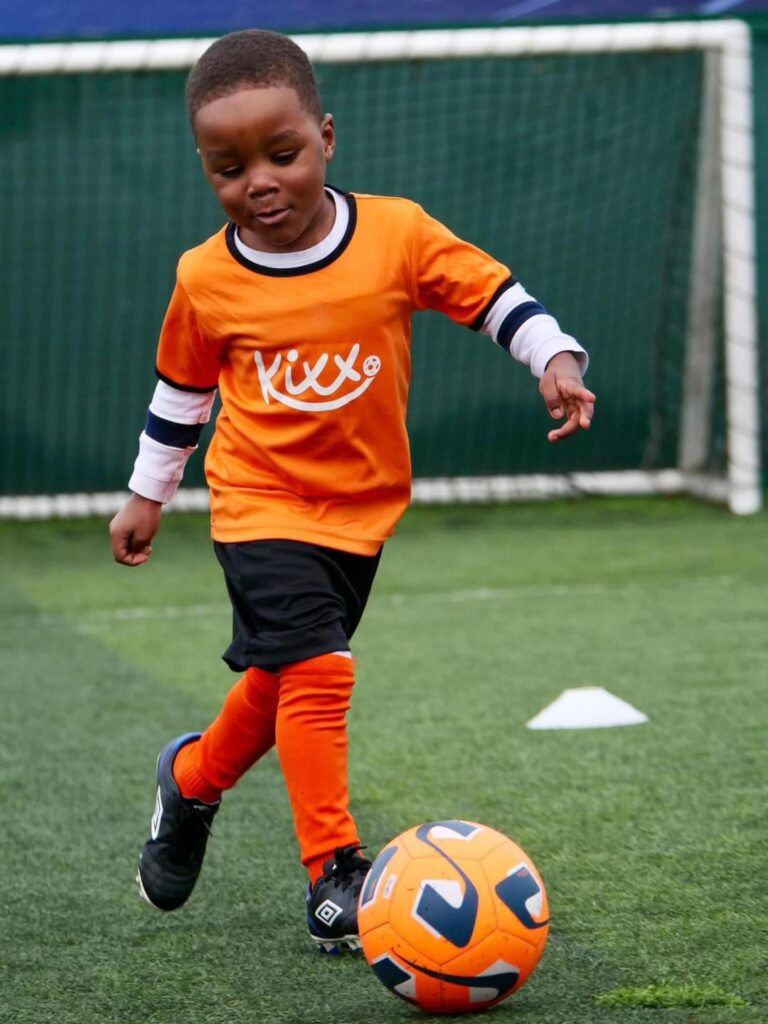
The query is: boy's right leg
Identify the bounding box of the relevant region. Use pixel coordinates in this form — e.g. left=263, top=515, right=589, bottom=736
left=137, top=665, right=279, bottom=911
left=174, top=664, right=279, bottom=799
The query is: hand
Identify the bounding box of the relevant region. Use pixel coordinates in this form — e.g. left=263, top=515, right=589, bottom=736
left=539, top=351, right=596, bottom=443
left=109, top=493, right=163, bottom=566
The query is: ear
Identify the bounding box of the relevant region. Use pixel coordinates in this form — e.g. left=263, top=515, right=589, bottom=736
left=320, top=113, right=335, bottom=162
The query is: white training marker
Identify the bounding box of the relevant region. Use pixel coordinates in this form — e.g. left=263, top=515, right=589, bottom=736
left=526, top=687, right=648, bottom=730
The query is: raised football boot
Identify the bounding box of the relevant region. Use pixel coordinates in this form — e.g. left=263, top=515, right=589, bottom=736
left=136, top=732, right=220, bottom=911
left=306, top=844, right=372, bottom=953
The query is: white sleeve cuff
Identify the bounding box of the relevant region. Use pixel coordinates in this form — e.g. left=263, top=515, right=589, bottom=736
left=527, top=334, right=589, bottom=379
left=507, top=312, right=589, bottom=378
left=478, top=282, right=588, bottom=378
left=128, top=432, right=195, bottom=505
left=149, top=379, right=216, bottom=424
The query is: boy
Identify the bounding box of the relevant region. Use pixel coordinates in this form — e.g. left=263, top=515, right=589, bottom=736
left=110, top=29, right=595, bottom=953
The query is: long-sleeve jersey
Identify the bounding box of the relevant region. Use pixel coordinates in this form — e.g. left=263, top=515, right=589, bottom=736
left=129, top=189, right=587, bottom=555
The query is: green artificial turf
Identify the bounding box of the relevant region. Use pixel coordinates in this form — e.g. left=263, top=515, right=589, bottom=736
left=595, top=984, right=748, bottom=1009
left=1, top=497, right=766, bottom=1023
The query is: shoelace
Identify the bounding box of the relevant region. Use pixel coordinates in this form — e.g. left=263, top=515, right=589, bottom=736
left=328, top=845, right=371, bottom=895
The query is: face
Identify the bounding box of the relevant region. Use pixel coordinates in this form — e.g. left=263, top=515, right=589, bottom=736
left=194, top=85, right=335, bottom=253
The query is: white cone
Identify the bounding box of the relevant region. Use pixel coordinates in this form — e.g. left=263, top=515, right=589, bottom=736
left=526, top=687, right=648, bottom=730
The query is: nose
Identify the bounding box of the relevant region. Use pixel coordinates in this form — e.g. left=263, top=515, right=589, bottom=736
left=246, top=163, right=279, bottom=198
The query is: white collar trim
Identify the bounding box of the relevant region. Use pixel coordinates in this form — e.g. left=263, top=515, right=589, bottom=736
left=233, top=189, right=349, bottom=269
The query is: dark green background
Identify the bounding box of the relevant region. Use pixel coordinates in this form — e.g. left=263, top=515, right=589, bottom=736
left=2, top=33, right=764, bottom=496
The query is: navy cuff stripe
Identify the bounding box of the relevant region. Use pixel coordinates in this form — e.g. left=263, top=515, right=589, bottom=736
left=155, top=367, right=218, bottom=394
left=469, top=276, right=517, bottom=332
left=496, top=301, right=547, bottom=352
left=145, top=410, right=204, bottom=449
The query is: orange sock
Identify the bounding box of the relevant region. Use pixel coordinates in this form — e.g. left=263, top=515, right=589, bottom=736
left=174, top=666, right=279, bottom=803
left=276, top=652, right=361, bottom=883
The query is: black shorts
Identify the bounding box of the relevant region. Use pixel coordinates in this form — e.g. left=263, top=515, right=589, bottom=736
left=213, top=539, right=382, bottom=672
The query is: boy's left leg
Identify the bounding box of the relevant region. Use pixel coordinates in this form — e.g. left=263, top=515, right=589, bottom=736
left=277, top=651, right=371, bottom=952
left=276, top=651, right=360, bottom=879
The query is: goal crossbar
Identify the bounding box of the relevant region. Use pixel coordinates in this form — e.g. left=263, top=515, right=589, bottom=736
left=0, top=22, right=755, bottom=72
left=0, top=21, right=760, bottom=516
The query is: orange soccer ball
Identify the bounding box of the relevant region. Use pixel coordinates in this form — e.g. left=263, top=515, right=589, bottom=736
left=358, top=820, right=549, bottom=1015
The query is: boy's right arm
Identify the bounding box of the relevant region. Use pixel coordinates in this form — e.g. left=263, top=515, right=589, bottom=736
left=109, top=274, right=220, bottom=567
left=110, top=493, right=163, bottom=566
left=109, top=380, right=215, bottom=567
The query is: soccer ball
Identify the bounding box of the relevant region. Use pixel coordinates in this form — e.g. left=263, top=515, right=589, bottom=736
left=357, top=820, right=549, bottom=1014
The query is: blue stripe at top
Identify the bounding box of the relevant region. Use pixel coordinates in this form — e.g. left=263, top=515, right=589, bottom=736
left=8, top=2, right=762, bottom=43
left=496, top=301, right=547, bottom=351
left=145, top=410, right=204, bottom=449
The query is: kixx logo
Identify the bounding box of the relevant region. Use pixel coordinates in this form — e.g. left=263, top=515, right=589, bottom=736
left=254, top=343, right=381, bottom=412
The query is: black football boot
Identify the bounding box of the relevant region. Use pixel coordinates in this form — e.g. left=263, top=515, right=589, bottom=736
left=136, top=732, right=220, bottom=911
left=306, top=844, right=372, bottom=953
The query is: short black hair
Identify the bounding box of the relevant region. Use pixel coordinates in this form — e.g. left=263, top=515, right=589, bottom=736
left=186, top=30, right=322, bottom=124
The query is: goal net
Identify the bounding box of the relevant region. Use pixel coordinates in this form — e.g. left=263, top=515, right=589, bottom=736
left=0, top=21, right=760, bottom=517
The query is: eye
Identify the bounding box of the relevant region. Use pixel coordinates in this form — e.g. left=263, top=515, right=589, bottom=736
left=272, top=151, right=297, bottom=165
left=217, top=166, right=242, bottom=179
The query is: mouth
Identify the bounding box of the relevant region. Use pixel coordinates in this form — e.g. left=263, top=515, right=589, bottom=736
left=254, top=207, right=290, bottom=226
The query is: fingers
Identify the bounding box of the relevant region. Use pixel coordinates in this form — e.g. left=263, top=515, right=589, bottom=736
left=119, top=546, right=152, bottom=567
left=109, top=497, right=161, bottom=567
left=548, top=408, right=585, bottom=443
left=110, top=530, right=152, bottom=567
left=558, top=380, right=596, bottom=406
left=540, top=380, right=565, bottom=420
left=542, top=375, right=595, bottom=442
left=547, top=405, right=594, bottom=444
left=547, top=401, right=594, bottom=442
left=540, top=377, right=595, bottom=420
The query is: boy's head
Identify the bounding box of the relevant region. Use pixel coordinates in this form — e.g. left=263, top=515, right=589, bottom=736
left=186, top=29, right=322, bottom=125
left=187, top=30, right=335, bottom=254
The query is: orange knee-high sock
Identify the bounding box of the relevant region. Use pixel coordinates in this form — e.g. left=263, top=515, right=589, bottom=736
left=276, top=653, right=360, bottom=884
left=174, top=666, right=279, bottom=803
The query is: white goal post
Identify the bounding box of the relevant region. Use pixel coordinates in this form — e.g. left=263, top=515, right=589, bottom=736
left=0, top=20, right=761, bottom=518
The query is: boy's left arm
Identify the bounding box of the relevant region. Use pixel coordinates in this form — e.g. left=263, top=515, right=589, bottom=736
left=540, top=351, right=596, bottom=443
left=408, top=203, right=596, bottom=442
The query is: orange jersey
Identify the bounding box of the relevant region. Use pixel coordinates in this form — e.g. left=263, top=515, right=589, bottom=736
left=155, top=192, right=510, bottom=554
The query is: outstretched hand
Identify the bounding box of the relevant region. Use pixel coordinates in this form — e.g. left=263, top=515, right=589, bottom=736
left=539, top=352, right=596, bottom=443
